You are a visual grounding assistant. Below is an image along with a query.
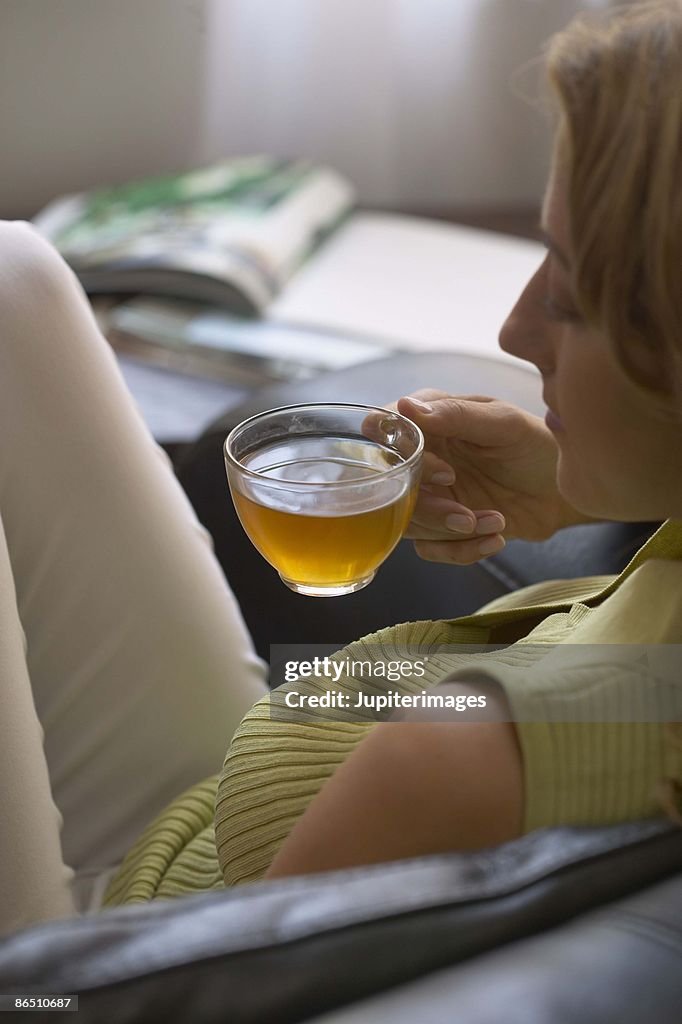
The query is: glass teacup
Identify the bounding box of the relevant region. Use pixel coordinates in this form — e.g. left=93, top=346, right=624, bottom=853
left=224, top=403, right=423, bottom=596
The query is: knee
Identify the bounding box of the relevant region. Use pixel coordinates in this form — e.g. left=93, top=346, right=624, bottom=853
left=0, top=222, right=80, bottom=337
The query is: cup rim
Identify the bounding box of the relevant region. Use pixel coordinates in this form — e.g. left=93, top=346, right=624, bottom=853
left=224, top=402, right=424, bottom=487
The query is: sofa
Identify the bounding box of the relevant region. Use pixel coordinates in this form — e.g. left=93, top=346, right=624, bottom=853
left=0, top=820, right=680, bottom=1023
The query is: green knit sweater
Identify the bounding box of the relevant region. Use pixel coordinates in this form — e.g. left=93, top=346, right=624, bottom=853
left=105, top=519, right=682, bottom=906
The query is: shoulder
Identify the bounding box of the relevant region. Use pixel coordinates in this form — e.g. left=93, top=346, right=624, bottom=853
left=624, top=556, right=682, bottom=592
left=627, top=556, right=682, bottom=610
left=586, top=557, right=682, bottom=643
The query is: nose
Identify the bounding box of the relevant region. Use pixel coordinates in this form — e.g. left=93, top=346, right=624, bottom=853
left=498, top=257, right=554, bottom=376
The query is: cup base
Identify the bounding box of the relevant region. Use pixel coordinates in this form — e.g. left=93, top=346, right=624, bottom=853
left=280, top=573, right=376, bottom=597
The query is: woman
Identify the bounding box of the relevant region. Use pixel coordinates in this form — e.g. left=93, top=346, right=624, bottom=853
left=104, top=0, right=682, bottom=900
left=2, top=1, right=681, bottom=930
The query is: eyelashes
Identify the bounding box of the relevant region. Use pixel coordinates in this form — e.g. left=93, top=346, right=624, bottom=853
left=542, top=294, right=582, bottom=324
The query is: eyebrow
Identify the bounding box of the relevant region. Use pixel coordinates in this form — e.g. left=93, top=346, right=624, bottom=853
left=538, top=227, right=570, bottom=271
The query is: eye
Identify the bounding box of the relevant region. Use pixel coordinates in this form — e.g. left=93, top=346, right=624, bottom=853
left=542, top=294, right=582, bottom=324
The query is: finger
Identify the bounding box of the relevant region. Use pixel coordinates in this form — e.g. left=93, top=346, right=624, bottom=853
left=407, top=493, right=477, bottom=536
left=473, top=509, right=507, bottom=535
left=407, top=500, right=505, bottom=539
left=395, top=388, right=453, bottom=406
left=420, top=451, right=456, bottom=487
left=397, top=395, right=520, bottom=447
left=414, top=534, right=506, bottom=566
left=402, top=389, right=496, bottom=405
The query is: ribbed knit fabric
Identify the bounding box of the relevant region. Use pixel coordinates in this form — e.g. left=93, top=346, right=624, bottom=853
left=103, top=777, right=223, bottom=905
left=105, top=519, right=682, bottom=904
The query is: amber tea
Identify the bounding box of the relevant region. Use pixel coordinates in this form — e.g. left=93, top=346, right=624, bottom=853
left=225, top=405, right=423, bottom=596
left=232, top=437, right=417, bottom=592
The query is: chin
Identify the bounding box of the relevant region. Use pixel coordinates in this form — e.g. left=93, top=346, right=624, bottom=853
left=557, top=461, right=668, bottom=523
left=556, top=461, right=623, bottom=522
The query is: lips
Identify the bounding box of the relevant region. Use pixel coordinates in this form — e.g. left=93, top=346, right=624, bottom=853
left=542, top=391, right=563, bottom=431
left=545, top=408, right=564, bottom=432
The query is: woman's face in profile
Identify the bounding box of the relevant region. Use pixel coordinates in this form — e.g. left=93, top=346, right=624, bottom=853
left=498, top=161, right=682, bottom=524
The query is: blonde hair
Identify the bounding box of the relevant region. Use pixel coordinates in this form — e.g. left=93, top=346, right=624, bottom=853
left=546, top=1, right=682, bottom=398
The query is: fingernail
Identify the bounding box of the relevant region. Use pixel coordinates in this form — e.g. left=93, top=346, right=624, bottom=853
left=476, top=515, right=505, bottom=535
left=431, top=471, right=455, bottom=486
left=446, top=513, right=475, bottom=534
left=479, top=536, right=506, bottom=555
left=403, top=397, right=432, bottom=413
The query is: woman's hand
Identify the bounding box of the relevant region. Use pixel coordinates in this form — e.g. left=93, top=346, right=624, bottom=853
left=396, top=390, right=590, bottom=566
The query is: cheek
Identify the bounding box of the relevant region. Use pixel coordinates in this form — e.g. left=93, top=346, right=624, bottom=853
left=553, top=347, right=657, bottom=518
left=553, top=350, right=627, bottom=512
left=555, top=333, right=625, bottom=440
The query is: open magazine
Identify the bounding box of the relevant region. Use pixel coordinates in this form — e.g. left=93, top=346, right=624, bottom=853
left=32, top=157, right=355, bottom=315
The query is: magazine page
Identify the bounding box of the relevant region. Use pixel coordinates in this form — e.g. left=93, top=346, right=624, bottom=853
left=270, top=212, right=545, bottom=364
left=33, top=157, right=355, bottom=311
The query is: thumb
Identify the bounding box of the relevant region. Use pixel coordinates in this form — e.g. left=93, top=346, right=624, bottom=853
left=397, top=394, right=517, bottom=446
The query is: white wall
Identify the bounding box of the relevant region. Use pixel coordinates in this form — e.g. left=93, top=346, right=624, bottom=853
left=0, top=0, right=207, bottom=218
left=200, top=0, right=603, bottom=209
left=389, top=0, right=584, bottom=208
left=199, top=0, right=400, bottom=204
left=1, top=0, right=609, bottom=219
